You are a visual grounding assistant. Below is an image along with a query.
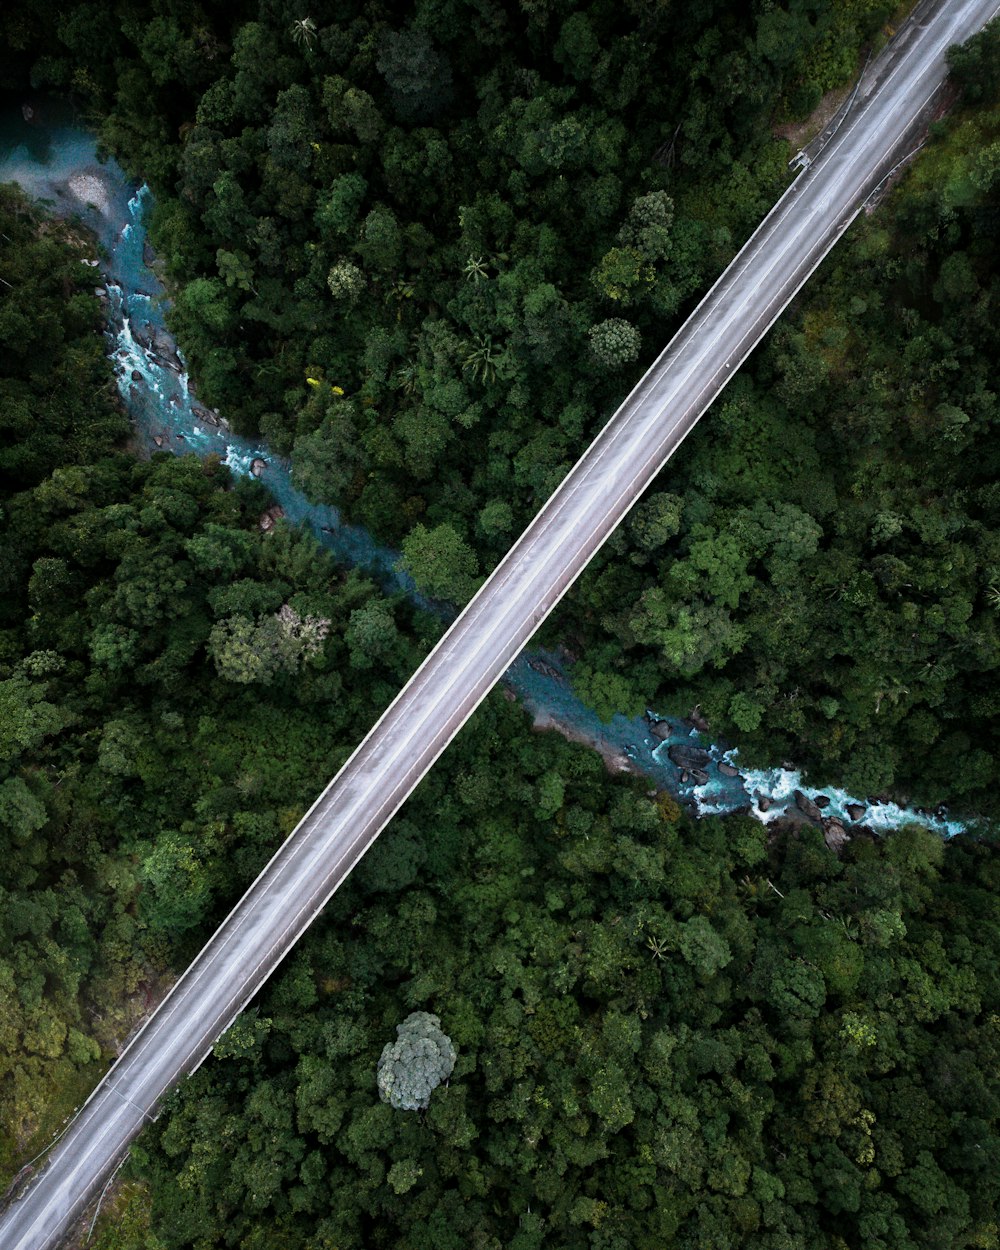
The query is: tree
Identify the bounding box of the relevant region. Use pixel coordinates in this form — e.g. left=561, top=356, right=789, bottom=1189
left=400, top=523, right=480, bottom=603
left=208, top=606, right=330, bottom=684
left=618, top=191, right=674, bottom=262
left=628, top=492, right=682, bottom=552
left=357, top=205, right=402, bottom=274
left=291, top=404, right=367, bottom=507
left=589, top=318, right=641, bottom=369
left=289, top=17, right=317, bottom=50
left=677, top=915, right=733, bottom=980
left=140, top=832, right=212, bottom=934
left=316, top=174, right=368, bottom=242
left=377, top=1011, right=457, bottom=1111
left=0, top=669, right=75, bottom=768
left=947, top=20, right=1000, bottom=104
left=376, top=28, right=453, bottom=123
left=591, top=246, right=654, bottom=304
left=0, top=776, right=47, bottom=843
left=326, top=258, right=365, bottom=305
left=554, top=12, right=600, bottom=82
left=345, top=599, right=403, bottom=671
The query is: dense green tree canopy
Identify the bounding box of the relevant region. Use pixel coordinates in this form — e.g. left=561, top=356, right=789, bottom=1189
left=1, top=7, right=1000, bottom=1250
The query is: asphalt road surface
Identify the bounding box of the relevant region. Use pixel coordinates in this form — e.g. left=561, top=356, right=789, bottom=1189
left=4, top=1, right=998, bottom=1246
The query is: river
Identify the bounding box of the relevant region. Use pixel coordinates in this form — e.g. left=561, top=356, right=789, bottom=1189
left=0, top=99, right=966, bottom=840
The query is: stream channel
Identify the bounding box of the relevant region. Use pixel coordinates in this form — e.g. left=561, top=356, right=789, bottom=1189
left=0, top=99, right=967, bottom=841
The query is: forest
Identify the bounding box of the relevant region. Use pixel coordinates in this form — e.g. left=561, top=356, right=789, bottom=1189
left=0, top=0, right=999, bottom=1247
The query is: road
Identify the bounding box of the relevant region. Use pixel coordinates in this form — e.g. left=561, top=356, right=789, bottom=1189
left=3, top=1, right=998, bottom=1245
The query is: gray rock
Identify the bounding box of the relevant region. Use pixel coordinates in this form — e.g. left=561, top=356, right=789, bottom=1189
left=649, top=719, right=672, bottom=741
left=131, top=369, right=143, bottom=382
left=794, top=790, right=823, bottom=822
left=259, top=505, right=284, bottom=532
left=668, top=743, right=712, bottom=771
left=192, top=403, right=219, bottom=426
left=814, top=794, right=830, bottom=809
left=846, top=802, right=866, bottom=823
left=689, top=705, right=710, bottom=733
left=152, top=345, right=184, bottom=374
left=756, top=793, right=772, bottom=812
left=135, top=324, right=183, bottom=373
left=251, top=457, right=267, bottom=477
left=823, top=819, right=850, bottom=854
left=689, top=767, right=709, bottom=785
left=718, top=761, right=740, bottom=777
left=679, top=770, right=689, bottom=785
left=130, top=321, right=152, bottom=349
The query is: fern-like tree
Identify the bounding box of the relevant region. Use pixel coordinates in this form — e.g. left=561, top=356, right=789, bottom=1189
left=289, top=17, right=317, bottom=49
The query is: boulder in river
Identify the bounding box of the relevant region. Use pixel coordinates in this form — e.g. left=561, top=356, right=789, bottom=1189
left=251, top=457, right=267, bottom=477
left=131, top=370, right=143, bottom=382
left=668, top=743, right=712, bottom=771
left=259, top=505, right=285, bottom=532
left=133, top=322, right=183, bottom=373
left=794, top=790, right=823, bottom=822
left=150, top=328, right=184, bottom=372
left=755, top=793, right=771, bottom=812
left=814, top=794, right=830, bottom=809
left=846, top=802, right=866, bottom=823
left=823, top=819, right=850, bottom=854
left=689, top=767, right=709, bottom=786
left=130, top=320, right=153, bottom=350
left=649, top=719, right=672, bottom=741
left=191, top=401, right=218, bottom=426
left=718, top=761, right=740, bottom=777
left=689, top=705, right=710, bottom=733
left=152, top=434, right=164, bottom=447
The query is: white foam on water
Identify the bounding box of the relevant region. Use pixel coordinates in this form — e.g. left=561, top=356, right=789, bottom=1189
left=223, top=445, right=256, bottom=475
left=730, top=754, right=964, bottom=837
left=694, top=792, right=734, bottom=818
